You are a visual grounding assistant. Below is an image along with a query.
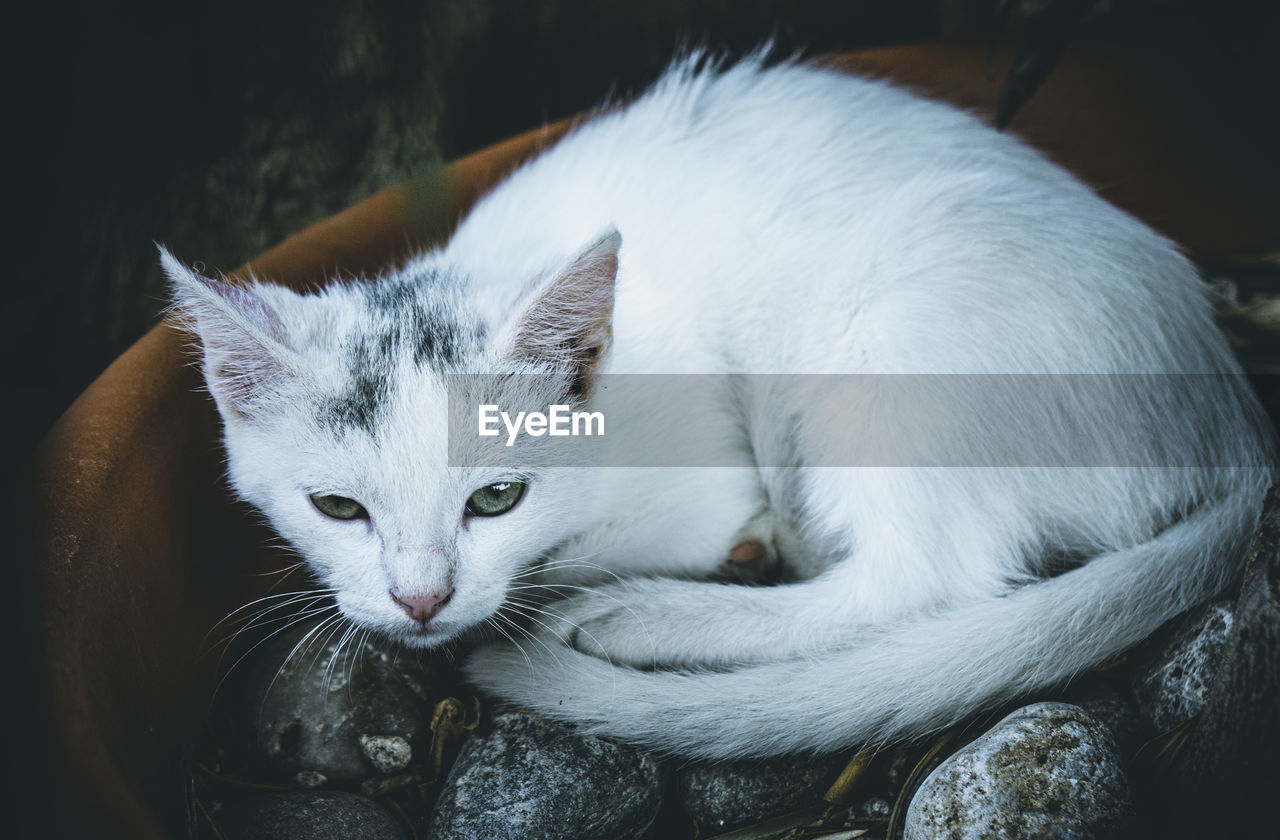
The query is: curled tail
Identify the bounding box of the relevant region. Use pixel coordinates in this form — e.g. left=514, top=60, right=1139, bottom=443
left=465, top=476, right=1269, bottom=758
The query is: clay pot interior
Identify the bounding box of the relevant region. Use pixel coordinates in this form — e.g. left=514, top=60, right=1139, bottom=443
left=26, top=44, right=1280, bottom=839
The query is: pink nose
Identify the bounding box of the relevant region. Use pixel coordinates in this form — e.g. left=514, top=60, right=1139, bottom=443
left=390, top=588, right=452, bottom=624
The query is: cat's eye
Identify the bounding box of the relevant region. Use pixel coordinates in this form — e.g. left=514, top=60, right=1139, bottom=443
left=310, top=493, right=369, bottom=521
left=465, top=481, right=526, bottom=517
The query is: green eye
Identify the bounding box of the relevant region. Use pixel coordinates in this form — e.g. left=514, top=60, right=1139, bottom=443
left=310, top=493, right=368, bottom=521
left=465, top=481, right=526, bottom=517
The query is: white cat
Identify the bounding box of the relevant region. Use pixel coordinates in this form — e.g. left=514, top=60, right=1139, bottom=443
left=165, top=54, right=1275, bottom=759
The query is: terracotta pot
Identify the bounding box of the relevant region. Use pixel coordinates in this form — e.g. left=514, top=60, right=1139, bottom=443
left=24, top=44, right=1279, bottom=838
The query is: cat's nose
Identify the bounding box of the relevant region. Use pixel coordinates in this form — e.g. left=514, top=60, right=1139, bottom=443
left=390, top=588, right=452, bottom=624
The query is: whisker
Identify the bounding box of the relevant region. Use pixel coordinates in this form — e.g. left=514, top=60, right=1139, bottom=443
left=512, top=560, right=626, bottom=587
left=257, top=611, right=345, bottom=711
left=248, top=562, right=306, bottom=581
left=208, top=600, right=336, bottom=680
left=530, top=547, right=610, bottom=565
left=304, top=614, right=352, bottom=686
left=513, top=548, right=612, bottom=576
left=206, top=587, right=339, bottom=641
left=322, top=622, right=357, bottom=698
left=505, top=582, right=655, bottom=644
left=491, top=612, right=561, bottom=671
left=212, top=604, right=339, bottom=703
left=345, top=628, right=370, bottom=705
left=208, top=596, right=336, bottom=653
left=506, top=581, right=616, bottom=597
left=492, top=607, right=567, bottom=659
left=501, top=598, right=612, bottom=669
left=484, top=616, right=536, bottom=677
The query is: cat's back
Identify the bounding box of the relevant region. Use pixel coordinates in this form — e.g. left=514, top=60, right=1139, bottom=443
left=442, top=55, right=1225, bottom=376
left=446, top=55, right=1016, bottom=275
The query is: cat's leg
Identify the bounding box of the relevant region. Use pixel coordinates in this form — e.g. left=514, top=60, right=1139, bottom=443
left=538, top=571, right=879, bottom=667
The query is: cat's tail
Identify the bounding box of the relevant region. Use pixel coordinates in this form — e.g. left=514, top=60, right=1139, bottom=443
left=464, top=475, right=1268, bottom=758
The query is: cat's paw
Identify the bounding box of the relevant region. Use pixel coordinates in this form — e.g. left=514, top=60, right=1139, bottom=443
left=714, top=536, right=778, bottom=584
left=539, top=585, right=664, bottom=667
left=541, top=579, right=770, bottom=669
left=714, top=512, right=781, bottom=584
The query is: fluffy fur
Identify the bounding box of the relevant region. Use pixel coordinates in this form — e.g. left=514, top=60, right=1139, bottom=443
left=166, top=54, right=1276, bottom=759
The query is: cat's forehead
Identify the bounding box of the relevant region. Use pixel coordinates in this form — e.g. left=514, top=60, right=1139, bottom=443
left=359, top=271, right=483, bottom=360
left=312, top=267, right=487, bottom=435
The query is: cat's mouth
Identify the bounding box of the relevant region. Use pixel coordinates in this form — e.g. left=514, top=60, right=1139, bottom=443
left=340, top=603, right=471, bottom=650
left=393, top=617, right=469, bottom=649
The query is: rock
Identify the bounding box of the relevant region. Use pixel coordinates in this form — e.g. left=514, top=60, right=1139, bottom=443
left=856, top=796, right=892, bottom=819
left=1145, top=488, right=1280, bottom=836
left=1131, top=600, right=1233, bottom=733
left=217, top=791, right=408, bottom=840
left=428, top=711, right=663, bottom=839
left=293, top=770, right=327, bottom=789
left=1060, top=677, right=1148, bottom=758
left=672, top=753, right=847, bottom=832
left=359, top=734, right=413, bottom=775
left=242, top=616, right=444, bottom=781
left=905, top=702, right=1136, bottom=839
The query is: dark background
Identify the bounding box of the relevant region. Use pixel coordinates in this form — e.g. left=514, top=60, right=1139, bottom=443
left=6, top=1, right=1280, bottom=836
left=9, top=0, right=1280, bottom=453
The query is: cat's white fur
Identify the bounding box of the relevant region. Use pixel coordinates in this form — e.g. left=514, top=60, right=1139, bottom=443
left=166, top=55, right=1275, bottom=759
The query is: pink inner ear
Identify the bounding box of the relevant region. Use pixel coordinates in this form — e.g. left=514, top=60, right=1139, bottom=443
left=512, top=229, right=620, bottom=362
left=196, top=274, right=286, bottom=340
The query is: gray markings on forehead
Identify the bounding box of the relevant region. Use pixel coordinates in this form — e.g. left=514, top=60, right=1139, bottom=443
left=319, top=268, right=487, bottom=435
left=362, top=269, right=488, bottom=367
left=323, top=341, right=391, bottom=434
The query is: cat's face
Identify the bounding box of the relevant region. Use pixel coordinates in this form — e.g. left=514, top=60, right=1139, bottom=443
left=163, top=231, right=619, bottom=647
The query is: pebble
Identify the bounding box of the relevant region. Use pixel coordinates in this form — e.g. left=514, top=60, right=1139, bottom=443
left=216, top=791, right=408, bottom=840
left=242, top=616, right=442, bottom=781
left=359, top=734, right=413, bottom=775
left=856, top=796, right=892, bottom=819
left=428, top=711, right=664, bottom=839
left=672, top=753, right=848, bottom=831
left=1060, top=677, right=1148, bottom=758
left=1150, top=492, right=1280, bottom=836
left=1130, top=600, right=1234, bottom=733
left=905, top=702, right=1136, bottom=839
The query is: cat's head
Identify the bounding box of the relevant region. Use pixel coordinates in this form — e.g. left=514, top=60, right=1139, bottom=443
left=163, top=230, right=620, bottom=648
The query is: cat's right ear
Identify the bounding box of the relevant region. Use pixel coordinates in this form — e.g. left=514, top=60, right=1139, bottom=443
left=160, top=246, right=299, bottom=421
left=494, top=228, right=621, bottom=397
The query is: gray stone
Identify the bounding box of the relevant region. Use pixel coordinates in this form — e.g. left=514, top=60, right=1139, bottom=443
left=1149, top=487, right=1280, bottom=835
left=359, top=734, right=412, bottom=774
left=293, top=770, right=327, bottom=789
left=243, top=616, right=441, bottom=781
left=217, top=791, right=408, bottom=840
left=856, top=796, right=893, bottom=819
left=905, top=702, right=1136, bottom=840
left=428, top=711, right=663, bottom=839
left=1061, top=679, right=1148, bottom=758
left=672, top=753, right=847, bottom=831
left=1131, top=600, right=1234, bottom=733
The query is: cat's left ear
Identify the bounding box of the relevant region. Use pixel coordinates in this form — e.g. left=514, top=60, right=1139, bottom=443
left=498, top=228, right=620, bottom=393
